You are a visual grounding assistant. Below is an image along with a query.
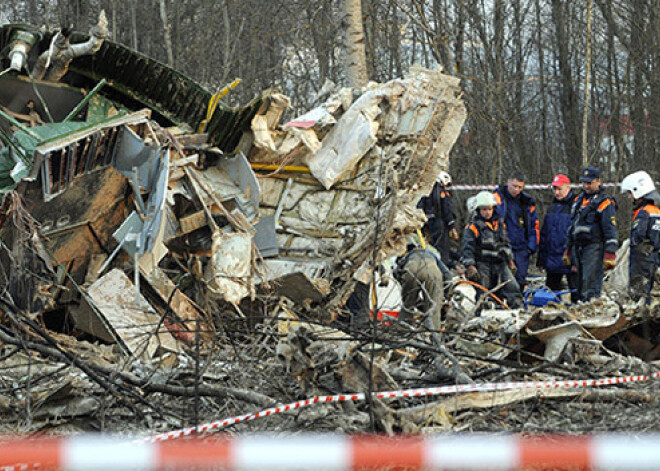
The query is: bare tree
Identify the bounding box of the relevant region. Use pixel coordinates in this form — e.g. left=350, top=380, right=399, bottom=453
left=343, top=0, right=369, bottom=87
left=158, top=0, right=174, bottom=67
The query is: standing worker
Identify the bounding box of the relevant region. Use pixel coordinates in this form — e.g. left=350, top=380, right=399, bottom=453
left=564, top=167, right=618, bottom=301
left=418, top=171, right=459, bottom=267
left=461, top=191, right=523, bottom=308
left=620, top=171, right=660, bottom=303
left=538, top=174, right=578, bottom=302
left=493, top=172, right=539, bottom=291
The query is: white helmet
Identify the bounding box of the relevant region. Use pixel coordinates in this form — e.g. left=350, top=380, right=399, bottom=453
left=437, top=171, right=452, bottom=186
left=474, top=191, right=497, bottom=209
left=466, top=196, right=477, bottom=213
left=621, top=171, right=655, bottom=199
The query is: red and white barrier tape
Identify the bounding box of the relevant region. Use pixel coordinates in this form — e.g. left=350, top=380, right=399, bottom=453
left=451, top=182, right=617, bottom=191
left=142, top=371, right=660, bottom=443
left=3, top=434, right=660, bottom=470
left=3, top=372, right=658, bottom=471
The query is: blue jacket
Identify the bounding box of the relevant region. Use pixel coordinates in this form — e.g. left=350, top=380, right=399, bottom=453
left=567, top=188, right=618, bottom=253
left=538, top=191, right=574, bottom=274
left=493, top=185, right=539, bottom=252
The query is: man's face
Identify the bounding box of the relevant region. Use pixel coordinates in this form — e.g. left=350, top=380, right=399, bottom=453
left=507, top=179, right=524, bottom=197
left=553, top=183, right=571, bottom=200
left=479, top=206, right=494, bottom=219
left=582, top=178, right=601, bottom=194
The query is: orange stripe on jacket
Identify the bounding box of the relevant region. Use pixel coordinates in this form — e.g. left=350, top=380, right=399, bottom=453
left=597, top=199, right=611, bottom=211
left=634, top=204, right=660, bottom=220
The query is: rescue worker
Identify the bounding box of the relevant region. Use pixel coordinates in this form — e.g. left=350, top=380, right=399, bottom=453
left=564, top=166, right=618, bottom=301
left=493, top=172, right=539, bottom=291
left=538, top=174, right=578, bottom=303
left=394, top=234, right=445, bottom=330
left=418, top=171, right=459, bottom=267
left=461, top=191, right=523, bottom=308
left=620, top=171, right=660, bottom=303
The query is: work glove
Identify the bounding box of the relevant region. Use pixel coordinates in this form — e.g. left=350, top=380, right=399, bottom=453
left=508, top=259, right=517, bottom=275
left=603, top=252, right=616, bottom=271
left=466, top=265, right=480, bottom=282
left=562, top=249, right=572, bottom=267
left=449, top=227, right=459, bottom=240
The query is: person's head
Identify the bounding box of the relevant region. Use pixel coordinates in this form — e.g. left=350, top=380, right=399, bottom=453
left=437, top=171, right=452, bottom=187
left=507, top=172, right=525, bottom=197
left=474, top=191, right=496, bottom=219
left=621, top=171, right=655, bottom=202
left=551, top=174, right=571, bottom=200
left=579, top=167, right=601, bottom=194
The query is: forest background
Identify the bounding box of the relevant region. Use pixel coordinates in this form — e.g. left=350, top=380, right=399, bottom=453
left=2, top=0, right=658, bottom=211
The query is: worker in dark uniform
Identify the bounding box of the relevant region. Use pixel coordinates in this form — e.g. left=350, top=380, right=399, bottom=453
left=538, top=174, right=578, bottom=302
left=461, top=191, right=523, bottom=308
left=394, top=234, right=445, bottom=330
left=347, top=234, right=446, bottom=331
left=620, top=171, right=660, bottom=303
left=564, top=167, right=618, bottom=301
left=418, top=171, right=459, bottom=267
left=493, top=172, right=539, bottom=291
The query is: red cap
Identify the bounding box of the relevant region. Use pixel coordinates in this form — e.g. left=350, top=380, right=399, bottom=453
left=551, top=174, right=570, bottom=187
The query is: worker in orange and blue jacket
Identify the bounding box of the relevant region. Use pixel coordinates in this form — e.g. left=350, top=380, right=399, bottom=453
left=620, top=171, right=660, bottom=303
left=493, top=172, right=539, bottom=291
left=564, top=167, right=618, bottom=301
left=461, top=191, right=523, bottom=309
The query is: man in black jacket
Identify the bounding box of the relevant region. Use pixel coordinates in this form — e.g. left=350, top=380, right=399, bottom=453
left=418, top=171, right=458, bottom=267
left=620, top=171, right=660, bottom=303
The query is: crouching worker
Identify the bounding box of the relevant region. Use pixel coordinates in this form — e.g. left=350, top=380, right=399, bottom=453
left=620, top=171, right=660, bottom=303
left=461, top=191, right=523, bottom=308
left=393, top=234, right=445, bottom=331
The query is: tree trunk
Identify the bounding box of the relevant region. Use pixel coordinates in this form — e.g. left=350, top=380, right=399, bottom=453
left=343, top=0, right=369, bottom=88
left=130, top=0, right=138, bottom=51
left=551, top=0, right=581, bottom=177
left=159, top=0, right=175, bottom=67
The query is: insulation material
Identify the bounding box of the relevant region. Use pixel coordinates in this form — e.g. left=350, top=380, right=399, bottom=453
left=605, top=238, right=630, bottom=296
left=205, top=231, right=252, bottom=305
left=284, top=105, right=337, bottom=129
left=305, top=89, right=383, bottom=189
left=258, top=178, right=286, bottom=208
left=288, top=127, right=321, bottom=153
left=86, top=269, right=180, bottom=360
left=252, top=115, right=277, bottom=152
left=296, top=191, right=336, bottom=225
left=324, top=191, right=371, bottom=223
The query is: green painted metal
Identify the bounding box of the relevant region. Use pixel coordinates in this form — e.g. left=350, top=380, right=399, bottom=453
left=63, top=78, right=107, bottom=122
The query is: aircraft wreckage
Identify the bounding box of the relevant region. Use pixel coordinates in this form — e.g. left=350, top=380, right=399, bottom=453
left=1, top=15, right=657, bottom=372
left=0, top=15, right=468, bottom=361
left=2, top=15, right=660, bottom=443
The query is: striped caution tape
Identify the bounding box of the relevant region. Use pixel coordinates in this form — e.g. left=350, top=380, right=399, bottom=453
left=3, top=372, right=658, bottom=471
left=3, top=434, right=660, bottom=470
left=450, top=182, right=617, bottom=191
left=142, top=371, right=660, bottom=443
